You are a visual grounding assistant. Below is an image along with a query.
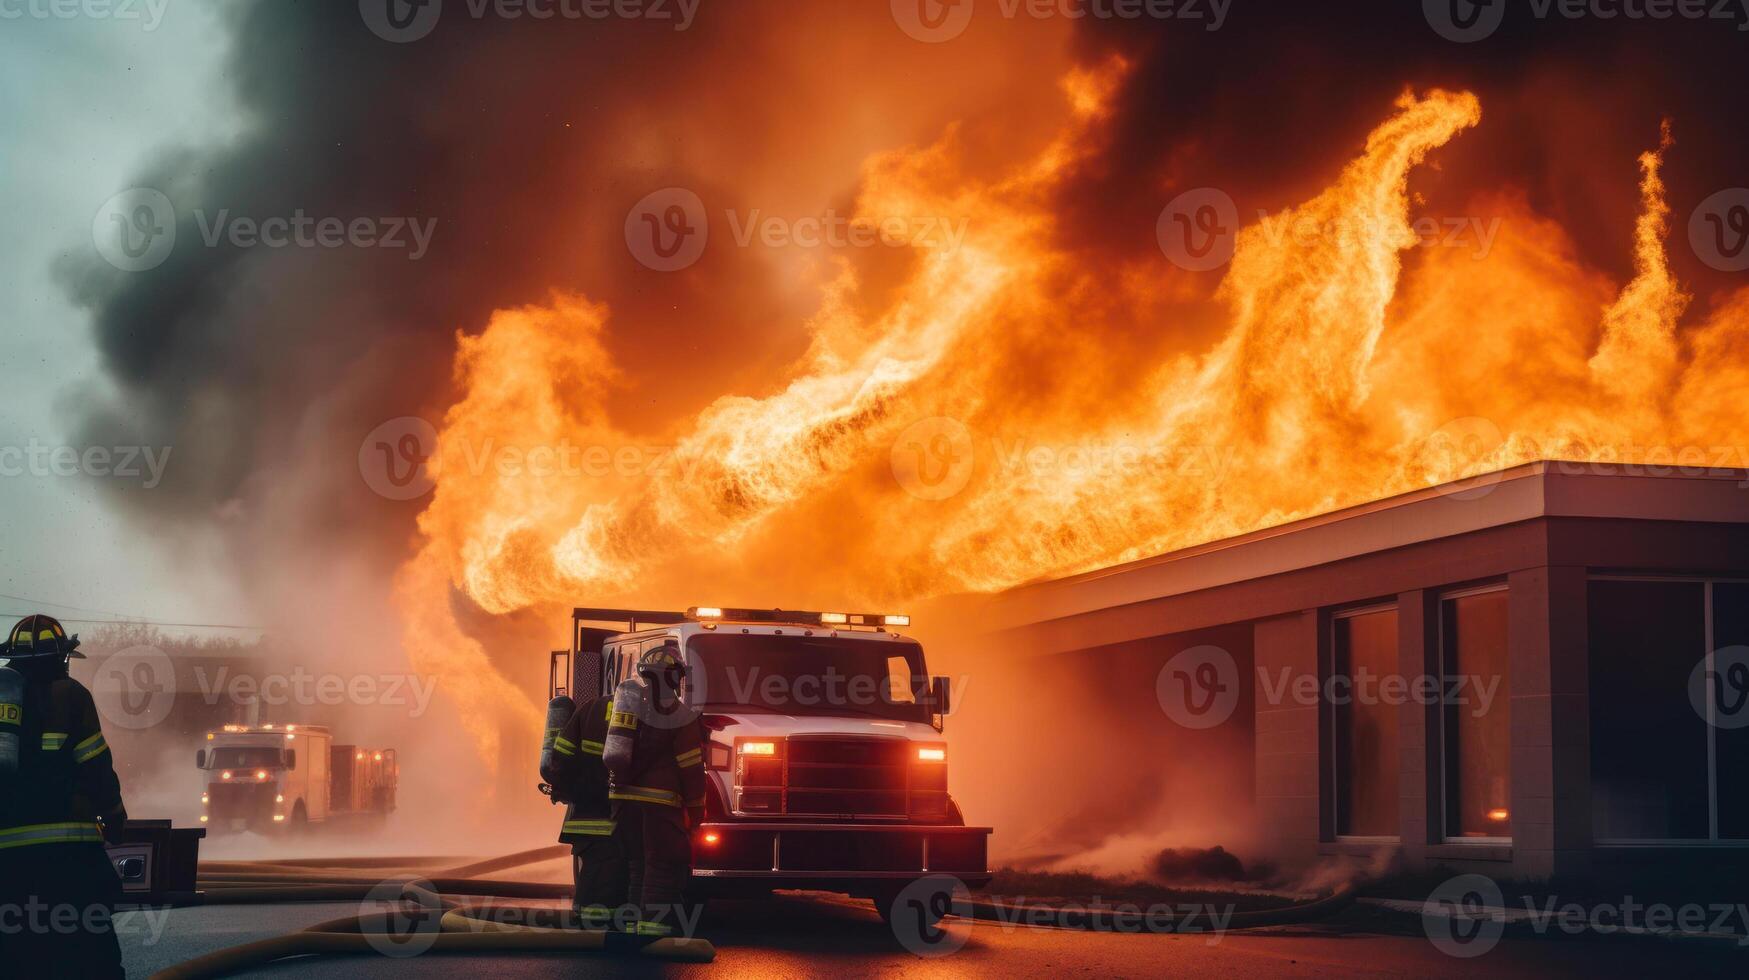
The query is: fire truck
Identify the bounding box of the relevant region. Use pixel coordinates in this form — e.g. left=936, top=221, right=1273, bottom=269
left=196, top=724, right=398, bottom=834
left=549, top=607, right=992, bottom=920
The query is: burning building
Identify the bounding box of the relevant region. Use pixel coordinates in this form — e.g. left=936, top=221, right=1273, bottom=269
left=979, top=461, right=1749, bottom=887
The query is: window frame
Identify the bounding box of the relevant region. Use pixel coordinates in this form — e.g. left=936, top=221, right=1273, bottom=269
left=1329, top=601, right=1402, bottom=844
left=1437, top=581, right=1512, bottom=845
left=1589, top=573, right=1749, bottom=849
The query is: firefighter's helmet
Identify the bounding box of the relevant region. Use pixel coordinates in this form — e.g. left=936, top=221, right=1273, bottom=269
left=1, top=614, right=84, bottom=660
left=636, top=641, right=684, bottom=688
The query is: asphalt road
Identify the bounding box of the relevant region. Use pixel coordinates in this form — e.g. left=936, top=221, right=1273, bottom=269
left=119, top=892, right=1749, bottom=979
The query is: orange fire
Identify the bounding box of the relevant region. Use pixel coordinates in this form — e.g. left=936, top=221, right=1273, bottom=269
left=393, top=65, right=1749, bottom=768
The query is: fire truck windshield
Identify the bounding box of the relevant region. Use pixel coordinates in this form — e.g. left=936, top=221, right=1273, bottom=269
left=202, top=747, right=289, bottom=770
left=687, top=634, right=932, bottom=723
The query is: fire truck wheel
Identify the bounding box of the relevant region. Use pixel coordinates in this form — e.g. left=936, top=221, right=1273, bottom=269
left=291, top=802, right=308, bottom=829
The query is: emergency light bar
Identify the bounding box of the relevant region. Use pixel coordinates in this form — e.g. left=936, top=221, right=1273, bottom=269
left=685, top=607, right=911, bottom=629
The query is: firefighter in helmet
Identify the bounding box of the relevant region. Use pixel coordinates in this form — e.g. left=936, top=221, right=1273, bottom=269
left=601, top=639, right=707, bottom=939
left=0, top=614, right=129, bottom=978
left=541, top=687, right=628, bottom=928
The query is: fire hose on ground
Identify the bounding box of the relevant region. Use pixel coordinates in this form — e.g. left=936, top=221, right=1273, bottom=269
left=153, top=845, right=1363, bottom=976
left=148, top=846, right=716, bottom=978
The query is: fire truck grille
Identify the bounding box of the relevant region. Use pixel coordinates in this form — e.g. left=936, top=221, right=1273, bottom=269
left=781, top=736, right=909, bottom=818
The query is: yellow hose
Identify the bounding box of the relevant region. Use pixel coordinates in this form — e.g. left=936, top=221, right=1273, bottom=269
left=150, top=864, right=715, bottom=978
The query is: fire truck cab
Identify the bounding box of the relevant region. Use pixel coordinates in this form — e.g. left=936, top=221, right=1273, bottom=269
left=550, top=607, right=992, bottom=918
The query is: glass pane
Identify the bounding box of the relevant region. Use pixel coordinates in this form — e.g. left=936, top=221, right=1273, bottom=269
left=1443, top=590, right=1511, bottom=838
left=1335, top=608, right=1399, bottom=837
left=1588, top=580, right=1710, bottom=840
left=1715, top=583, right=1749, bottom=840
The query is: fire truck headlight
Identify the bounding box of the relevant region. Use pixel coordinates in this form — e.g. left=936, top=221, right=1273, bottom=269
left=276, top=794, right=285, bottom=804
left=256, top=770, right=269, bottom=781
left=273, top=815, right=285, bottom=822
left=739, top=741, right=777, bottom=756
left=199, top=815, right=209, bottom=823
left=917, top=746, right=946, bottom=763
left=702, top=831, right=721, bottom=845
left=200, top=794, right=208, bottom=805
left=221, top=771, right=233, bottom=780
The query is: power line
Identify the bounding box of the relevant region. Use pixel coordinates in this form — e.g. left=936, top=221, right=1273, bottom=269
left=0, top=611, right=264, bottom=633
left=0, top=591, right=153, bottom=618
left=0, top=591, right=263, bottom=632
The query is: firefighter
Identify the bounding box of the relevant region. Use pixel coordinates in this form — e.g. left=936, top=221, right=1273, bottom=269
left=602, top=640, right=707, bottom=939
left=0, top=614, right=128, bottom=979
left=543, top=690, right=628, bottom=928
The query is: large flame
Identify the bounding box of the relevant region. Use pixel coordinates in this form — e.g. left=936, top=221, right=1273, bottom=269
left=395, top=68, right=1749, bottom=766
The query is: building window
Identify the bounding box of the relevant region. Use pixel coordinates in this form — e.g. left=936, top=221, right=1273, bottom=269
left=1440, top=587, right=1511, bottom=840
left=1333, top=606, right=1399, bottom=839
left=1589, top=578, right=1714, bottom=842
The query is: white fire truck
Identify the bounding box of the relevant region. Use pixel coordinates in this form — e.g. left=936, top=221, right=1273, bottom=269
left=196, top=724, right=398, bottom=834
left=549, top=607, right=992, bottom=919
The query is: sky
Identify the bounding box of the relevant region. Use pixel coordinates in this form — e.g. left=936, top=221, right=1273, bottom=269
left=0, top=2, right=248, bottom=632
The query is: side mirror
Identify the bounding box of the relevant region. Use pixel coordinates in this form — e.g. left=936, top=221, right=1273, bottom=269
left=195, top=749, right=206, bottom=769
left=930, top=676, right=952, bottom=716
left=285, top=750, right=296, bottom=769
